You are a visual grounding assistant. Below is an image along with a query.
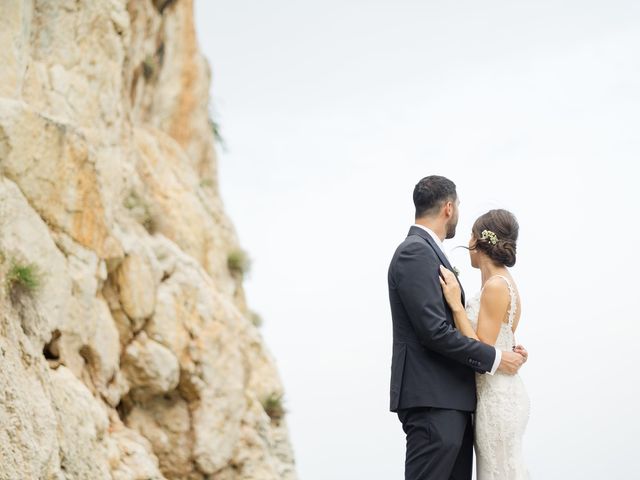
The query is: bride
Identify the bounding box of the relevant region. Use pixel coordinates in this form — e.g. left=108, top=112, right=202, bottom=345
left=439, top=208, right=531, bottom=480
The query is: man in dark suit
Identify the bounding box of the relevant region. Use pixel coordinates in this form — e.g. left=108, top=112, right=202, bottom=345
left=388, top=175, right=528, bottom=480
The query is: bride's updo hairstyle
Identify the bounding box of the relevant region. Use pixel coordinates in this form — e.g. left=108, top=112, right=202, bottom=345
left=471, top=209, right=519, bottom=267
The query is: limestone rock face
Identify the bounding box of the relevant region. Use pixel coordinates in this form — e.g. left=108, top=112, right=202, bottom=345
left=0, top=1, right=296, bottom=479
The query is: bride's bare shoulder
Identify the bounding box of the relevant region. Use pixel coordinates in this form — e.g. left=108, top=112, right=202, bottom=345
left=479, top=277, right=511, bottom=309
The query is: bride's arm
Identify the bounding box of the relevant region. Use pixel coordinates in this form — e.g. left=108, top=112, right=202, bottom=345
left=451, top=306, right=479, bottom=341
left=474, top=281, right=508, bottom=345
left=440, top=266, right=511, bottom=346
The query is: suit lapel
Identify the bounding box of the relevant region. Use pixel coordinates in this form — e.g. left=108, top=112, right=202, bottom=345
left=407, top=226, right=466, bottom=306
left=409, top=226, right=452, bottom=269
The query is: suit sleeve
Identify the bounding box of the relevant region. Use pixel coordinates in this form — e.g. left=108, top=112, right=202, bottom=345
left=394, top=241, right=496, bottom=373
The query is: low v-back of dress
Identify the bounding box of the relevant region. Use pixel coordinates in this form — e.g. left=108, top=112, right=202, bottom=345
left=466, top=275, right=531, bottom=480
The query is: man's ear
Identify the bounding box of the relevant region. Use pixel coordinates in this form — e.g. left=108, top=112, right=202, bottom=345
left=443, top=201, right=453, bottom=218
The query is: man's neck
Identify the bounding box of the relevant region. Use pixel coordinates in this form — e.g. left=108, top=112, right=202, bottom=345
left=414, top=219, right=446, bottom=242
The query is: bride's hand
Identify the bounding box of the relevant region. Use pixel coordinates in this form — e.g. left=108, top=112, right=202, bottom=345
left=439, top=265, right=464, bottom=312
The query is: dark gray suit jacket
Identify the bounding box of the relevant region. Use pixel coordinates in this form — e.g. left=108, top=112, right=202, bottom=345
left=388, top=226, right=496, bottom=412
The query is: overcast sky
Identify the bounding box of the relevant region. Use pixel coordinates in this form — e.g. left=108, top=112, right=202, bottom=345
left=194, top=2, right=640, bottom=478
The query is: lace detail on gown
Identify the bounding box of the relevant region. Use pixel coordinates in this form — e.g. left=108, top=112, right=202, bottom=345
left=465, top=275, right=531, bottom=480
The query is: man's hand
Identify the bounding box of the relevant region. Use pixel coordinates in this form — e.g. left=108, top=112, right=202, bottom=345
left=513, top=344, right=528, bottom=364
left=497, top=350, right=525, bottom=375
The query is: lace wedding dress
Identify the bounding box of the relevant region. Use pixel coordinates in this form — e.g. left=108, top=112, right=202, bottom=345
left=465, top=275, right=531, bottom=479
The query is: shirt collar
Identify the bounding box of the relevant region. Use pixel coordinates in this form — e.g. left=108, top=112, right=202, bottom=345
left=412, top=223, right=443, bottom=246
left=412, top=224, right=450, bottom=261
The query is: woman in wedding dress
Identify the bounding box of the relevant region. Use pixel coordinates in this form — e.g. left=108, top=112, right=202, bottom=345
left=439, top=208, right=531, bottom=480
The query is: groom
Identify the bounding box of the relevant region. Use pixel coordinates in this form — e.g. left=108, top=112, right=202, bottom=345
left=388, top=175, right=527, bottom=480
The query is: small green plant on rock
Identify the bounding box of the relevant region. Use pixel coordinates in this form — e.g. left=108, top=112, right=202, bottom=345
left=6, top=259, right=41, bottom=303
left=261, top=392, right=286, bottom=423
left=124, top=190, right=157, bottom=233
left=250, top=311, right=263, bottom=328
left=227, top=249, right=251, bottom=276
left=208, top=117, right=226, bottom=150
left=199, top=178, right=215, bottom=188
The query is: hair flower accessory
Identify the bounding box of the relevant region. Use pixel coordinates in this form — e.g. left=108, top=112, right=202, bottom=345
left=481, top=229, right=499, bottom=245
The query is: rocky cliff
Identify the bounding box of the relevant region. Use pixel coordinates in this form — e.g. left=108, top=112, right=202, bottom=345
left=0, top=0, right=296, bottom=478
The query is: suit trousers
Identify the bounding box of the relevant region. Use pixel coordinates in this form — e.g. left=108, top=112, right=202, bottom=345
left=397, top=406, right=473, bottom=480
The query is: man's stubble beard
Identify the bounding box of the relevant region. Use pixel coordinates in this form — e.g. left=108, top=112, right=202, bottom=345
left=445, top=215, right=458, bottom=240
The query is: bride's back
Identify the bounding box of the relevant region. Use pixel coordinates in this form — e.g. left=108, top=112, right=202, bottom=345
left=469, top=274, right=521, bottom=352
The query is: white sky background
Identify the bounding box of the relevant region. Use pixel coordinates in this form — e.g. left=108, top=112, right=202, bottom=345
left=194, top=1, right=640, bottom=478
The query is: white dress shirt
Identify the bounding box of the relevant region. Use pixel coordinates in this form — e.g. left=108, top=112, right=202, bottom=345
left=412, top=223, right=502, bottom=375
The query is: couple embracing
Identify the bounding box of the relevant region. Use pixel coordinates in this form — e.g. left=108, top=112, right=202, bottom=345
left=388, top=175, right=530, bottom=479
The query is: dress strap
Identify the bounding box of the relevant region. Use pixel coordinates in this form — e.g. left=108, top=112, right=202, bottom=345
left=481, top=275, right=517, bottom=328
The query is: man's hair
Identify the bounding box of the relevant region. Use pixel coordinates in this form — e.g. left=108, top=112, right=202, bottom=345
left=413, top=175, right=457, bottom=219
